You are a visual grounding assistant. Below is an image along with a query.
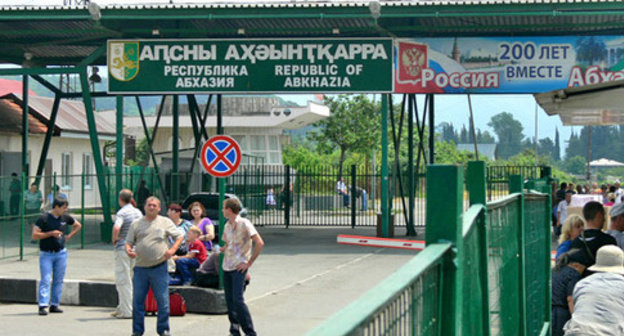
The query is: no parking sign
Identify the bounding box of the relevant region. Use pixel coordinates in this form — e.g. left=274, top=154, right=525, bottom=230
left=200, top=135, right=242, bottom=177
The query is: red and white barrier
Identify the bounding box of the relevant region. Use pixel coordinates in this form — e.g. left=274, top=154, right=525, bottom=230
left=338, top=234, right=559, bottom=263
left=337, top=234, right=425, bottom=250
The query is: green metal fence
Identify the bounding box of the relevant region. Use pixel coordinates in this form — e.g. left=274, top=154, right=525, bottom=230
left=307, top=162, right=551, bottom=336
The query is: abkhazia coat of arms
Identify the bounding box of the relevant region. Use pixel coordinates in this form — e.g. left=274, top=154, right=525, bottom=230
left=108, top=41, right=140, bottom=82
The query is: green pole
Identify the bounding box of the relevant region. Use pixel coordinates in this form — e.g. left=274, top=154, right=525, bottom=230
left=19, top=172, right=26, bottom=261
left=79, top=71, right=112, bottom=228
left=22, top=75, right=29, bottom=179
left=510, top=174, right=527, bottom=336
left=407, top=94, right=416, bottom=236
left=381, top=94, right=390, bottom=237
left=81, top=171, right=85, bottom=249
left=467, top=161, right=487, bottom=206
left=466, top=161, right=490, bottom=334
left=116, top=96, right=123, bottom=202
left=217, top=94, right=225, bottom=289
left=34, top=95, right=60, bottom=187
left=172, top=95, right=179, bottom=203
left=426, top=165, right=463, bottom=336
left=428, top=94, right=435, bottom=163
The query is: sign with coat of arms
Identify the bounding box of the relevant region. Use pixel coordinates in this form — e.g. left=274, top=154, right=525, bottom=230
left=107, top=38, right=393, bottom=94
left=108, top=41, right=140, bottom=82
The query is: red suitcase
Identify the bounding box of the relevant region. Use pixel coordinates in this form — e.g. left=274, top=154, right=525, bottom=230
left=169, top=291, right=187, bottom=316
left=145, top=287, right=158, bottom=315
left=144, top=287, right=187, bottom=316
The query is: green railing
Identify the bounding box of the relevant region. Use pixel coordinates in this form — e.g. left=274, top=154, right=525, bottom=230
left=307, top=161, right=551, bottom=336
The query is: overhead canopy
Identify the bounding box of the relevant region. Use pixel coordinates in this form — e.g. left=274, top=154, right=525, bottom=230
left=1, top=0, right=624, bottom=66
left=589, top=158, right=624, bottom=167
left=534, top=79, right=624, bottom=126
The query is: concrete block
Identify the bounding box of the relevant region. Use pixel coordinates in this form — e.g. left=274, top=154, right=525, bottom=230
left=0, top=278, right=36, bottom=303
left=60, top=279, right=80, bottom=305
left=176, top=286, right=227, bottom=314
left=79, top=282, right=118, bottom=307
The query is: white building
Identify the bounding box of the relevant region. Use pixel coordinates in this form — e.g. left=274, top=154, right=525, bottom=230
left=118, top=96, right=330, bottom=170
left=0, top=91, right=115, bottom=210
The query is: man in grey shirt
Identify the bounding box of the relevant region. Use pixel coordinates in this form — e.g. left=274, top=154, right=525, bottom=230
left=564, top=245, right=624, bottom=335
left=126, top=196, right=183, bottom=336
left=111, top=189, right=142, bottom=319
left=607, top=202, right=624, bottom=250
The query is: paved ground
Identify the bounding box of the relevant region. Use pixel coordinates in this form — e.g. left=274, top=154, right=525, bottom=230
left=0, top=226, right=417, bottom=336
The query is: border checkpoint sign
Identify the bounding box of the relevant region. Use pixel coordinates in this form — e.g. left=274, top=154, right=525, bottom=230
left=200, top=135, right=242, bottom=177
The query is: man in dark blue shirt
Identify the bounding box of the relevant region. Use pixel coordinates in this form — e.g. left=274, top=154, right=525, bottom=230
left=32, top=196, right=82, bottom=316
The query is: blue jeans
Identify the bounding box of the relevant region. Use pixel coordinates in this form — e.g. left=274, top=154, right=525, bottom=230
left=132, top=262, right=170, bottom=335
left=38, top=249, right=67, bottom=307
left=224, top=270, right=256, bottom=336
left=175, top=258, right=199, bottom=285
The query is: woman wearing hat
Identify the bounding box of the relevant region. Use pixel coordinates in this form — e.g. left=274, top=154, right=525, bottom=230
left=563, top=245, right=624, bottom=335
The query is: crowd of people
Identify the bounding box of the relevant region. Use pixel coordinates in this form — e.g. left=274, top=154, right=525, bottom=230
left=31, top=188, right=264, bottom=336
left=551, top=180, right=624, bottom=336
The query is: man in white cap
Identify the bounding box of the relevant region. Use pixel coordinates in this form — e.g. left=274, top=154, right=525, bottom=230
left=607, top=202, right=624, bottom=250
left=563, top=245, right=624, bottom=335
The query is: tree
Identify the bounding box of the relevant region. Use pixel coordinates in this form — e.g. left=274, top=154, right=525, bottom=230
left=487, top=112, right=524, bottom=159
left=538, top=137, right=556, bottom=162
left=438, top=122, right=458, bottom=143
left=459, top=124, right=469, bottom=143
left=565, top=155, right=587, bottom=175
left=308, top=94, right=380, bottom=178
left=479, top=130, right=495, bottom=143
left=127, top=135, right=150, bottom=166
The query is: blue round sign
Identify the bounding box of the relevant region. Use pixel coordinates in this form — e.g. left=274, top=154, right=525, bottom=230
left=200, top=135, right=242, bottom=177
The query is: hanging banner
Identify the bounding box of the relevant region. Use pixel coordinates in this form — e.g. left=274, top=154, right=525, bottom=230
left=108, top=38, right=393, bottom=94
left=395, top=36, right=624, bottom=93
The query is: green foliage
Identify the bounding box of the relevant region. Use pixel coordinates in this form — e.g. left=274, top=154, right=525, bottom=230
left=282, top=145, right=323, bottom=170
left=488, top=112, right=524, bottom=159
left=126, top=134, right=150, bottom=166
left=564, top=155, right=587, bottom=175
left=435, top=141, right=478, bottom=165
left=308, top=94, right=380, bottom=177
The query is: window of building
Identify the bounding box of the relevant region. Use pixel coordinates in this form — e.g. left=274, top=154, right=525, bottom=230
left=61, top=153, right=72, bottom=189
left=250, top=135, right=266, bottom=151
left=82, top=153, right=92, bottom=188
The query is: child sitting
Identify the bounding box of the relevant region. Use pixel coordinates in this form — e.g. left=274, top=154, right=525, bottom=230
left=171, top=226, right=207, bottom=285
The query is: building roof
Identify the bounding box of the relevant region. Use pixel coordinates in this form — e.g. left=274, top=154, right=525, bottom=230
left=118, top=100, right=329, bottom=130
left=456, top=143, right=497, bottom=160
left=0, top=78, right=36, bottom=97
left=3, top=93, right=116, bottom=136
left=0, top=1, right=621, bottom=65
left=0, top=97, right=48, bottom=134
left=535, top=79, right=624, bottom=126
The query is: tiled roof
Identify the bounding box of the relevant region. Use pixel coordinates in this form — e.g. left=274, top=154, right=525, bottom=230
left=4, top=93, right=115, bottom=136
left=0, top=97, right=47, bottom=134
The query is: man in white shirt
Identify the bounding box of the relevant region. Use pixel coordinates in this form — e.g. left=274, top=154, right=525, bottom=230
left=111, top=189, right=142, bottom=319
left=336, top=177, right=349, bottom=207
left=221, top=198, right=264, bottom=336
left=557, top=190, right=574, bottom=235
